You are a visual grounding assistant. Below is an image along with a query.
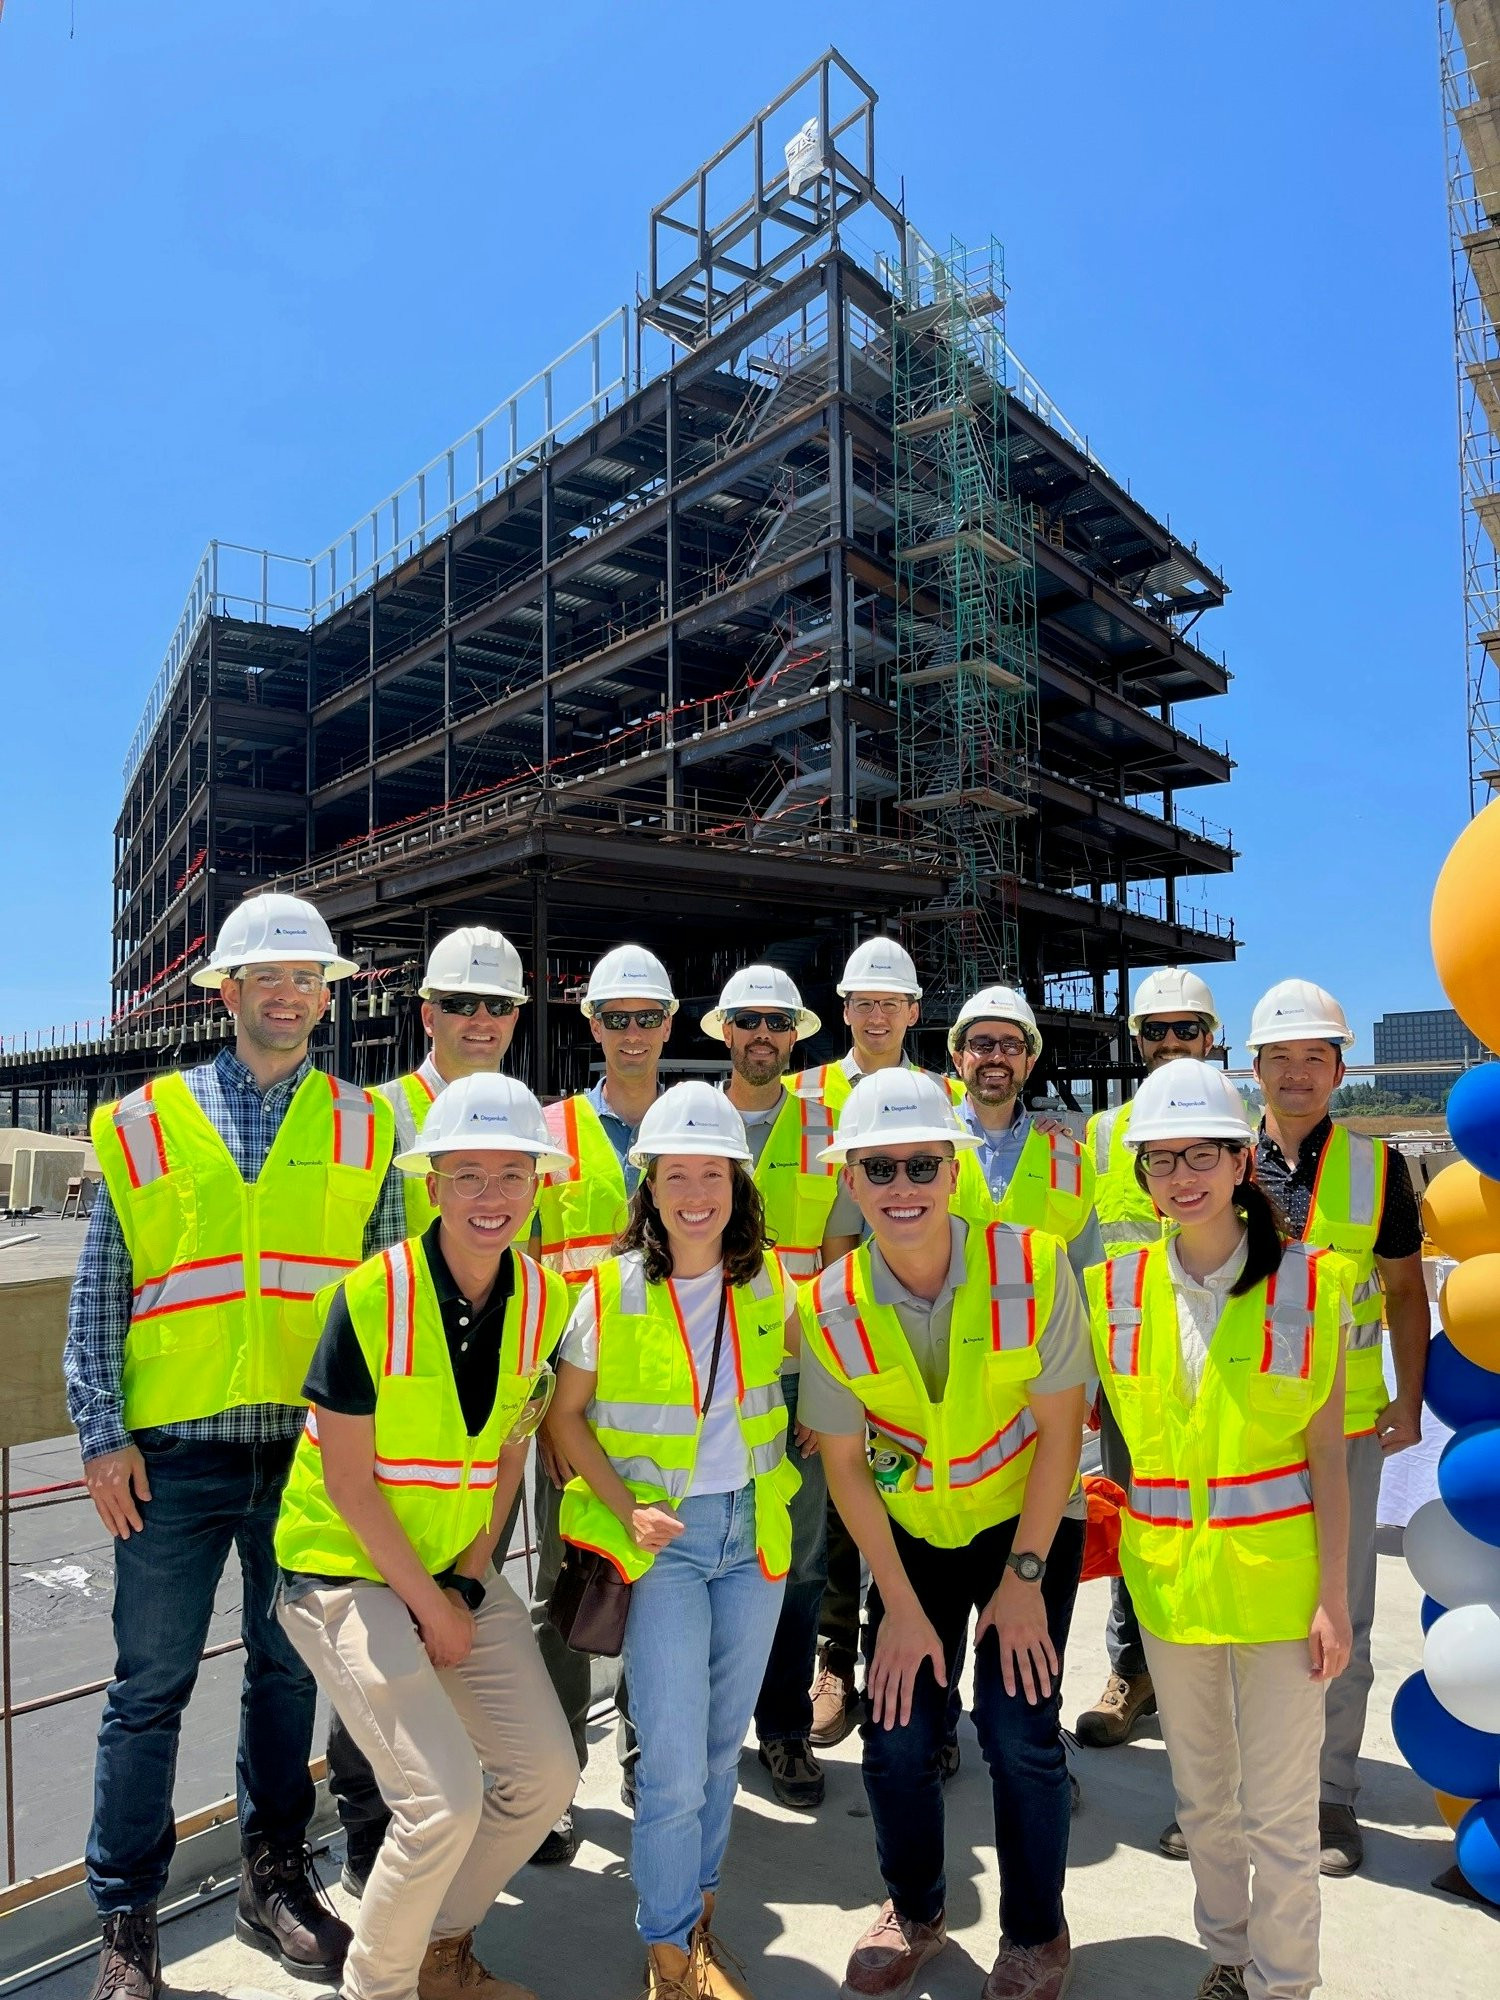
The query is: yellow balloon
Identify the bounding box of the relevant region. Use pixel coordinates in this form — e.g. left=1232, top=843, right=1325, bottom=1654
left=1433, top=797, right=1500, bottom=1050
left=1422, top=1161, right=1500, bottom=1262
left=1436, top=1790, right=1477, bottom=1830
left=1438, top=1254, right=1500, bottom=1371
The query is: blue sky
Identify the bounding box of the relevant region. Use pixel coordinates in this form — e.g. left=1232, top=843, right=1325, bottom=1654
left=0, top=1, right=1465, bottom=1061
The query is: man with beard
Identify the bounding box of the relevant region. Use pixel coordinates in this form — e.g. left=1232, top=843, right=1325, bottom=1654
left=702, top=965, right=861, bottom=1809
left=1074, top=967, right=1220, bottom=1753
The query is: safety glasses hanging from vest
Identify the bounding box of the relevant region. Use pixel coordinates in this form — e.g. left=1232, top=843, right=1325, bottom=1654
left=434, top=994, right=519, bottom=1017
left=507, top=1363, right=556, bottom=1445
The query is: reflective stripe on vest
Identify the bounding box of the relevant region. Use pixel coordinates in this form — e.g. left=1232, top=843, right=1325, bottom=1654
left=811, top=1227, right=1038, bottom=1372
left=328, top=1075, right=380, bottom=1170
left=948, top=1407, right=1038, bottom=1489
left=1127, top=1475, right=1193, bottom=1527
left=809, top=1257, right=882, bottom=1379
left=1039, top=1131, right=1083, bottom=1200
left=113, top=1084, right=169, bottom=1188
left=537, top=1097, right=628, bottom=1282
left=1207, top=1461, right=1313, bottom=1528
left=1261, top=1249, right=1319, bottom=1380
left=1102, top=1249, right=1149, bottom=1376
left=302, top=1409, right=503, bottom=1495
left=133, top=1253, right=248, bottom=1320
left=384, top=1239, right=419, bottom=1376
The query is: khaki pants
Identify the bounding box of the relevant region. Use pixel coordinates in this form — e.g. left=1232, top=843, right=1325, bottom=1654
left=279, top=1575, right=577, bottom=2000
left=1142, top=1631, right=1325, bottom=2000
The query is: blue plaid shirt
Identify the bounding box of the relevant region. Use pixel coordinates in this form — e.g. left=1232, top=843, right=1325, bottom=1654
left=64, top=1048, right=406, bottom=1462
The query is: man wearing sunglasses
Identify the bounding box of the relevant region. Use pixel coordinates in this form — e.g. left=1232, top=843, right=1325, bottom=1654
left=1075, top=966, right=1221, bottom=1756
left=799, top=1071, right=1089, bottom=2000
left=700, top=964, right=863, bottom=1812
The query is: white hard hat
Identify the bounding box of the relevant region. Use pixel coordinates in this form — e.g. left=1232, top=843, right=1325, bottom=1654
left=580, top=943, right=678, bottom=1017
left=837, top=936, right=922, bottom=998
left=700, top=963, right=821, bottom=1039
left=394, top=1073, right=572, bottom=1175
left=192, top=893, right=356, bottom=988
left=947, top=984, right=1041, bottom=1059
left=1128, top=966, right=1221, bottom=1035
left=629, top=1081, right=751, bottom=1165
left=1245, top=978, right=1355, bottom=1052
left=1125, top=1059, right=1254, bottom=1147
left=819, top=1069, right=981, bottom=1164
left=419, top=926, right=527, bottom=1001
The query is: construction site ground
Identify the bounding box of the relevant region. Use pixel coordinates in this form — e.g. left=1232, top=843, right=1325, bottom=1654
left=16, top=1542, right=1493, bottom=2000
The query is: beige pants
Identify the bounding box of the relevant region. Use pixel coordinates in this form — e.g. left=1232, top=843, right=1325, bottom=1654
left=1142, top=1630, right=1326, bottom=2000
left=279, top=1574, right=577, bottom=2000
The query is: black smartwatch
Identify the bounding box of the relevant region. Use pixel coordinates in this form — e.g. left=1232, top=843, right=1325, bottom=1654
left=1006, top=1550, right=1046, bottom=1584
left=440, top=1572, right=486, bottom=1612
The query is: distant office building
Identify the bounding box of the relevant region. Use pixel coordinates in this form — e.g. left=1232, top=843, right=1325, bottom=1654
left=1372, top=1008, right=1483, bottom=1100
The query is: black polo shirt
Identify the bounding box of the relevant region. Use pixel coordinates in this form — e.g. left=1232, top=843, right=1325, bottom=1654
left=1254, top=1116, right=1422, bottom=1260
left=302, top=1221, right=516, bottom=1437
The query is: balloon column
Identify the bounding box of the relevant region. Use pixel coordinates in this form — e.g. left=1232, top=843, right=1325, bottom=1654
left=1397, top=801, right=1500, bottom=1904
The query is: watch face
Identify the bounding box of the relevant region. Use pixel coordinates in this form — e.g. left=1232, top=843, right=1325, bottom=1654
left=1013, top=1552, right=1044, bottom=1581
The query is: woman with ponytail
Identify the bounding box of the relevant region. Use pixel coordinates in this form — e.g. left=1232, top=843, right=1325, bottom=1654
left=1085, top=1059, right=1351, bottom=2000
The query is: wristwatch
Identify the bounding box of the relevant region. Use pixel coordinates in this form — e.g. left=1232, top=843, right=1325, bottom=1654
left=1006, top=1550, right=1046, bottom=1584
left=440, top=1572, right=486, bottom=1612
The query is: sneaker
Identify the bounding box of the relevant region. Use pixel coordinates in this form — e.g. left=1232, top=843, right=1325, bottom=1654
left=939, top=1737, right=960, bottom=1783
left=758, top=1736, right=825, bottom=1809
left=1318, top=1802, right=1364, bottom=1877
left=1074, top=1671, right=1156, bottom=1748
left=842, top=1900, right=948, bottom=1998
left=1158, top=1819, right=1188, bottom=1861
left=1196, top=1968, right=1247, bottom=2000
left=810, top=1642, right=858, bottom=1748
left=981, top=1926, right=1072, bottom=2000
left=528, top=1808, right=578, bottom=1866
left=87, top=1913, right=162, bottom=2000
left=235, top=1840, right=351, bottom=1976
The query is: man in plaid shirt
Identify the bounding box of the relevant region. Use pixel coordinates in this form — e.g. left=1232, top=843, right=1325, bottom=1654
left=64, top=894, right=402, bottom=2000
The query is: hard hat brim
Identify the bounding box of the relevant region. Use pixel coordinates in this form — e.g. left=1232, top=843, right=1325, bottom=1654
left=1124, top=1114, right=1254, bottom=1147
left=818, top=1125, right=983, bottom=1165
left=191, top=949, right=359, bottom=988
left=699, top=1004, right=822, bottom=1040
left=628, top=1135, right=752, bottom=1167
left=835, top=981, right=922, bottom=1000
left=1244, top=1026, right=1355, bottom=1052
left=394, top=1139, right=573, bottom=1176
left=418, top=981, right=530, bottom=1001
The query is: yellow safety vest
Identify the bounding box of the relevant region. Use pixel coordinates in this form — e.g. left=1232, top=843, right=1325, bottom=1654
left=90, top=1070, right=394, bottom=1430
left=535, top=1095, right=630, bottom=1286
left=1296, top=1124, right=1389, bottom=1437
left=793, top=1057, right=949, bottom=1119
left=1087, top=1239, right=1343, bottom=1645
left=800, top=1221, right=1063, bottom=1547
left=378, top=1063, right=442, bottom=1236
left=1087, top=1098, right=1164, bottom=1253
left=752, top=1085, right=841, bottom=1282
left=560, top=1253, right=800, bottom=1582
left=276, top=1241, right=568, bottom=1578
left=951, top=1119, right=1096, bottom=1244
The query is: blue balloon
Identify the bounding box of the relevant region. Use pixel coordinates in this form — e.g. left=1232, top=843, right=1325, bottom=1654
left=1456, top=1797, right=1500, bottom=1908
left=1391, top=1672, right=1500, bottom=1797
left=1439, top=1421, right=1500, bottom=1550
left=1422, top=1594, right=1449, bottom=1633
left=1447, top=1066, right=1500, bottom=1180
left=1425, top=1335, right=1500, bottom=1433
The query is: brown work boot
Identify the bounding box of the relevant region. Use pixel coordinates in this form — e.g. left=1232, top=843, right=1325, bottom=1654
left=692, top=1893, right=754, bottom=1998
left=235, top=1839, right=351, bottom=1977
left=842, top=1901, right=948, bottom=1998
left=418, top=1931, right=536, bottom=2000
left=981, top=1925, right=1072, bottom=1999
left=1074, top=1671, right=1156, bottom=1749
left=87, top=1912, right=162, bottom=2000
left=642, top=1942, right=701, bottom=1998
left=1195, top=1967, right=1248, bottom=2000
left=809, top=1642, right=858, bottom=1747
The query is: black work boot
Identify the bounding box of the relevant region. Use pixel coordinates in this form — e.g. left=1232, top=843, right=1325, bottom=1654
left=235, top=1839, right=351, bottom=1978
left=88, top=1912, right=162, bottom=2000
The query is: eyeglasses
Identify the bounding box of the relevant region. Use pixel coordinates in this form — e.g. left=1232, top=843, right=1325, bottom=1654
left=848, top=996, right=912, bottom=1017
left=596, top=1008, right=667, bottom=1031
left=235, top=967, right=326, bottom=996
left=1137, top=1141, right=1242, bottom=1180
left=506, top=1365, right=555, bottom=1444
left=728, top=1010, right=795, bottom=1034
left=1139, top=1018, right=1206, bottom=1044
left=854, top=1153, right=949, bottom=1186
left=435, top=995, right=518, bottom=1018
left=431, top=1166, right=540, bottom=1201
left=961, top=1034, right=1029, bottom=1060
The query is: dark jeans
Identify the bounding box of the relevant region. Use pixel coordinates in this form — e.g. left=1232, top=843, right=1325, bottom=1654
left=754, top=1373, right=829, bottom=1744
left=822, top=1492, right=863, bottom=1673
left=1098, top=1394, right=1146, bottom=1678
left=862, top=1512, right=1084, bottom=1948
left=86, top=1431, right=316, bottom=1915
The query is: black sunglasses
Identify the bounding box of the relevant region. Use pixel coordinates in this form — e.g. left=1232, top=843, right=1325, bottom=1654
left=596, top=1007, right=667, bottom=1031
left=729, top=1010, right=795, bottom=1033
left=1139, top=1018, right=1206, bottom=1044
left=435, top=995, right=518, bottom=1018
left=855, top=1153, right=948, bottom=1186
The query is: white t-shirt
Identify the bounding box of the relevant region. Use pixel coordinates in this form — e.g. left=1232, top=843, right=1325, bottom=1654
left=560, top=1256, right=753, bottom=1496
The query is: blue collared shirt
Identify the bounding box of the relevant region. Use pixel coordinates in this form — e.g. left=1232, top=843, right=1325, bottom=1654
left=584, top=1078, right=649, bottom=1196
left=64, top=1047, right=406, bottom=1462
left=956, top=1096, right=1105, bottom=1281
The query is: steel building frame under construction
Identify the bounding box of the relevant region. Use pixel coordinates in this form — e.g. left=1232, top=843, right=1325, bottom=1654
left=2, top=50, right=1236, bottom=1121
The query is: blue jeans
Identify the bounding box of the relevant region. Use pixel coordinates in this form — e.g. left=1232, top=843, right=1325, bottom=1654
left=622, top=1486, right=785, bottom=1949
left=754, top=1374, right=828, bottom=1744
left=86, top=1432, right=317, bottom=1914
left=862, top=1513, right=1085, bottom=1948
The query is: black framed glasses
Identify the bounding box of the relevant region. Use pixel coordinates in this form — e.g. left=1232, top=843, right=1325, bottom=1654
left=728, top=1010, right=795, bottom=1033
left=855, top=1153, right=949, bottom=1186
left=596, top=1007, right=667, bottom=1031
left=435, top=994, right=518, bottom=1018
left=1139, top=1018, right=1206, bottom=1044
left=1137, top=1141, right=1242, bottom=1180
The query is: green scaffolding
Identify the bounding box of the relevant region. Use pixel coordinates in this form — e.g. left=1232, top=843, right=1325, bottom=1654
left=893, top=233, right=1039, bottom=1022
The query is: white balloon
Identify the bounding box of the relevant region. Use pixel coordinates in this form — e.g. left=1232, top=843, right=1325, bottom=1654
left=1405, top=1497, right=1500, bottom=1608
left=1425, top=1603, right=1500, bottom=1733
